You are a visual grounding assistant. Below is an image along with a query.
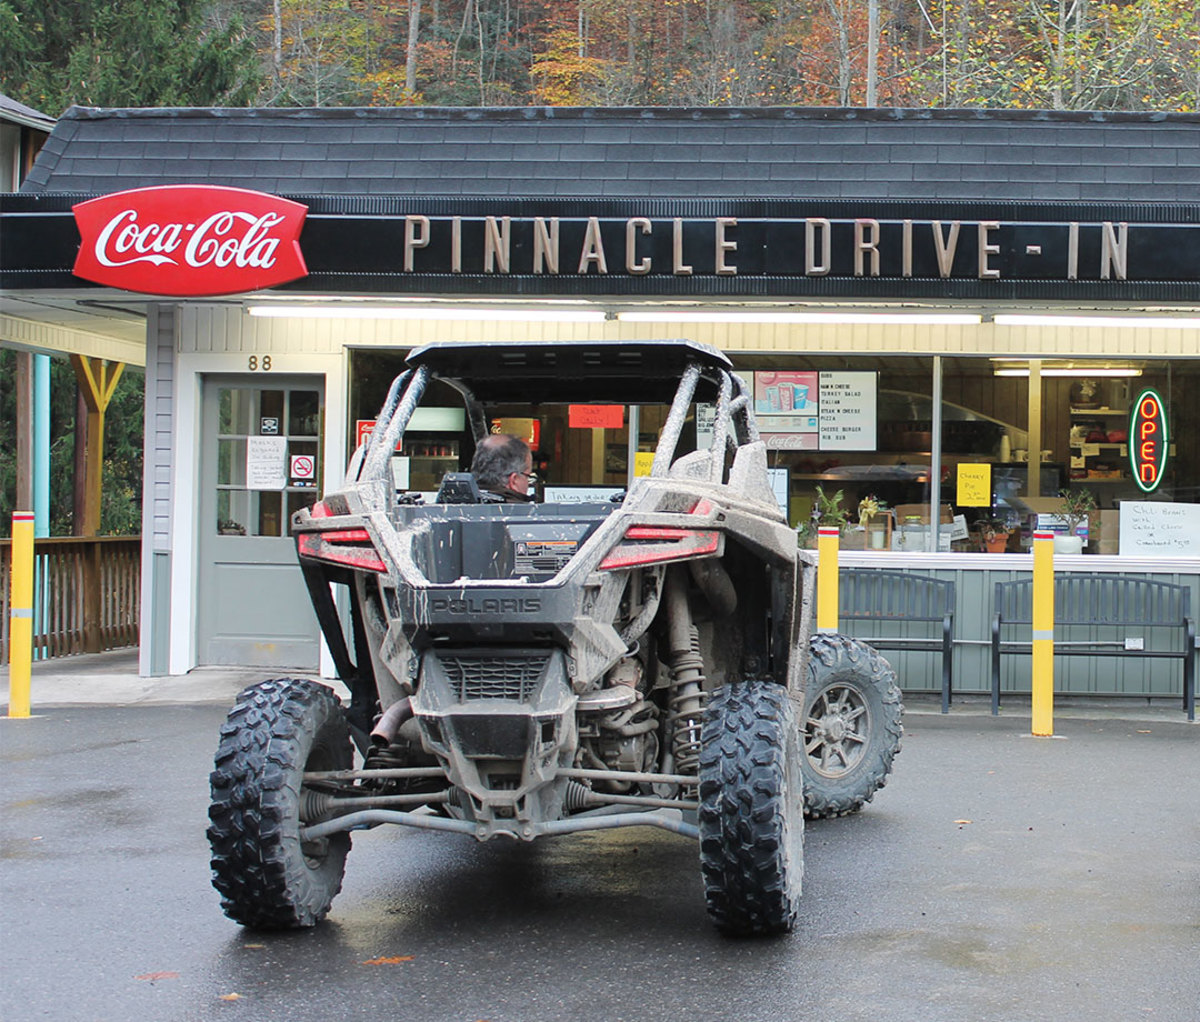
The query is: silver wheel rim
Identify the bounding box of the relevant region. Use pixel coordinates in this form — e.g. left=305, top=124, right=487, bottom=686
left=805, top=683, right=871, bottom=779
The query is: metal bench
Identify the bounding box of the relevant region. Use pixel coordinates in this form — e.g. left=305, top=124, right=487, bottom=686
left=991, top=574, right=1196, bottom=720
left=837, top=569, right=956, bottom=713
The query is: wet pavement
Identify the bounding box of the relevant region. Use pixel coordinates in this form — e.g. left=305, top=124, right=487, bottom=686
left=1, top=657, right=1197, bottom=1022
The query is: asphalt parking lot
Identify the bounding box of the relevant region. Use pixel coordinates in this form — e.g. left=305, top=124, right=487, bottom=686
left=1, top=656, right=1197, bottom=1022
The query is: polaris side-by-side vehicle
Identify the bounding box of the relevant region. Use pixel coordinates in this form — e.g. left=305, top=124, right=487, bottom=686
left=208, top=340, right=902, bottom=936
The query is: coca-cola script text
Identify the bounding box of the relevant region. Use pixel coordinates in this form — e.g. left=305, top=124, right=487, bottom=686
left=73, top=185, right=308, bottom=296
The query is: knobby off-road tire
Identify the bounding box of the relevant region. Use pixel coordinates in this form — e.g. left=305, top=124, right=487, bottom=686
left=698, top=681, right=804, bottom=936
left=208, top=678, right=353, bottom=929
left=801, top=633, right=903, bottom=819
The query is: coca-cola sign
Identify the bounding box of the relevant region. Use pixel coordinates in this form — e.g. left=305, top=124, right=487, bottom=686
left=72, top=185, right=308, bottom=296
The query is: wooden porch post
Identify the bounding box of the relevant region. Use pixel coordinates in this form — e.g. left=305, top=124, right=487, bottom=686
left=15, top=351, right=34, bottom=510
left=69, top=355, right=125, bottom=538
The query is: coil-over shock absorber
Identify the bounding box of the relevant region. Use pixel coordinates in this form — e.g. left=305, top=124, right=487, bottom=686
left=664, top=566, right=707, bottom=774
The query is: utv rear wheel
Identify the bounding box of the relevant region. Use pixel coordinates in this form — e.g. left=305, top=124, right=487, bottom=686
left=698, top=681, right=804, bottom=936
left=801, top=634, right=903, bottom=819
left=208, top=678, right=352, bottom=929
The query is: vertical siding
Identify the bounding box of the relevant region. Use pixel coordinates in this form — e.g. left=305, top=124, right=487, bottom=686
left=139, top=304, right=175, bottom=675
left=147, top=305, right=175, bottom=547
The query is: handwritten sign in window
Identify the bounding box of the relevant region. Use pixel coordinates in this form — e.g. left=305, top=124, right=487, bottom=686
left=1118, top=501, right=1200, bottom=556
left=246, top=436, right=287, bottom=490
left=956, top=463, right=992, bottom=507
left=569, top=405, right=625, bottom=429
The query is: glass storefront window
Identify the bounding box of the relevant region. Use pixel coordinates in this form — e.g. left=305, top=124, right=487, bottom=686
left=726, top=355, right=936, bottom=550
left=346, top=348, right=1198, bottom=557
left=946, top=358, right=1198, bottom=554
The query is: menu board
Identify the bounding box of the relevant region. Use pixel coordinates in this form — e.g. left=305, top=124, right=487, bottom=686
left=705, top=364, right=878, bottom=448
left=818, top=371, right=878, bottom=450
left=1118, top=501, right=1200, bottom=556
left=755, top=370, right=877, bottom=451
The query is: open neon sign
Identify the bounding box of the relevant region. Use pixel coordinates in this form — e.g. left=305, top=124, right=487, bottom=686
left=1129, top=388, right=1168, bottom=493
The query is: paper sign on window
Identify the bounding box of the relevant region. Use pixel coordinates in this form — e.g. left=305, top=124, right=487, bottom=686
left=246, top=436, right=287, bottom=490
left=569, top=404, right=624, bottom=429
left=956, top=463, right=992, bottom=507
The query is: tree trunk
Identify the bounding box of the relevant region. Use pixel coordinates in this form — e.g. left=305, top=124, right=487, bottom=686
left=867, top=0, right=879, bottom=107
left=272, top=0, right=282, bottom=92
left=406, top=0, right=421, bottom=94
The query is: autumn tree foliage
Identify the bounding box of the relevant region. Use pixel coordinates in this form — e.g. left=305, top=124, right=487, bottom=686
left=2, top=1, right=1198, bottom=113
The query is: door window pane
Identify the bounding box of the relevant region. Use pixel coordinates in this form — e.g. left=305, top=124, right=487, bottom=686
left=217, top=490, right=250, bottom=536
left=217, top=438, right=246, bottom=486
left=259, top=391, right=284, bottom=435
left=219, top=388, right=252, bottom=435
left=287, top=491, right=319, bottom=534
left=289, top=391, right=321, bottom=437
left=287, top=440, right=320, bottom=490
left=257, top=490, right=283, bottom=537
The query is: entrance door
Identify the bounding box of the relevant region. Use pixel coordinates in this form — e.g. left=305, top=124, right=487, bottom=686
left=197, top=376, right=324, bottom=667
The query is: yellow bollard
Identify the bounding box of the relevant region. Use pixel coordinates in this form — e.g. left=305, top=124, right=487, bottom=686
left=1030, top=529, right=1055, bottom=736
left=8, top=510, right=35, bottom=718
left=816, top=525, right=841, bottom=634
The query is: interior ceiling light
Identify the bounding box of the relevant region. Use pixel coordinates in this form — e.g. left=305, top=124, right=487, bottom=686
left=994, top=314, right=1200, bottom=329
left=616, top=311, right=981, bottom=325
left=992, top=365, right=1143, bottom=378
left=247, top=305, right=607, bottom=322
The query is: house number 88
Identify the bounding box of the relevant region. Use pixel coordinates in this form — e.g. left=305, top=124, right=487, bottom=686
left=248, top=356, right=272, bottom=371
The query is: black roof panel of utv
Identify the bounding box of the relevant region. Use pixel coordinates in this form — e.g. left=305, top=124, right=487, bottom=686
left=406, top=340, right=733, bottom=404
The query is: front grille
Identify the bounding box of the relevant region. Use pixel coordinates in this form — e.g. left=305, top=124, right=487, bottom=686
left=439, top=652, right=551, bottom=701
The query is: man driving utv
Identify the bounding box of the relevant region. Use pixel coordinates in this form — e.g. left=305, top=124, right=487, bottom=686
left=469, top=433, right=535, bottom=502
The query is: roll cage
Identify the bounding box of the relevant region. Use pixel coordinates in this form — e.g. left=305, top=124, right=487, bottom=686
left=355, top=339, right=760, bottom=487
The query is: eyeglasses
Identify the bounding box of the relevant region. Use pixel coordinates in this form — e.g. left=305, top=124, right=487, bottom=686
left=515, top=469, right=538, bottom=485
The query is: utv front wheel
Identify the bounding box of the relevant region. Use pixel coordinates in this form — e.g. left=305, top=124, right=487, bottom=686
left=801, top=633, right=903, bottom=819
left=208, top=678, right=353, bottom=928
left=698, top=681, right=804, bottom=936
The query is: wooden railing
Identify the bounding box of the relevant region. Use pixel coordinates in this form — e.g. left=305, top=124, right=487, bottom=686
left=0, top=536, right=140, bottom=662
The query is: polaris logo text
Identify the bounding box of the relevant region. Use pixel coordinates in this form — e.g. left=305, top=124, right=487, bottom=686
left=431, top=596, right=542, bottom=615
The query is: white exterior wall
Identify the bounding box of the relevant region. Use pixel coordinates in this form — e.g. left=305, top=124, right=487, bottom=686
left=153, top=306, right=346, bottom=675
left=182, top=305, right=1200, bottom=359
left=149, top=304, right=1200, bottom=676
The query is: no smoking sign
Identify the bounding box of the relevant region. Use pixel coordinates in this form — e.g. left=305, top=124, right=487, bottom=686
left=290, top=454, right=316, bottom=483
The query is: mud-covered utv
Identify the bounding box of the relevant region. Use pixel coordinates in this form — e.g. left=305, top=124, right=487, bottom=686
left=208, top=339, right=901, bottom=937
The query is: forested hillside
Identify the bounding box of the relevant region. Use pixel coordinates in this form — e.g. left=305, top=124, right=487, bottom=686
left=3, top=1, right=1198, bottom=115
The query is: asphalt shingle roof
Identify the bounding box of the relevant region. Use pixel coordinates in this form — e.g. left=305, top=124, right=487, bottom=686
left=22, top=105, right=1200, bottom=202
left=0, top=92, right=55, bottom=133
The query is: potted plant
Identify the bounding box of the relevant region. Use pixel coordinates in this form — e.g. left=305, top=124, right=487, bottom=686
left=1055, top=487, right=1096, bottom=554
left=978, top=517, right=1011, bottom=553
left=798, top=485, right=849, bottom=547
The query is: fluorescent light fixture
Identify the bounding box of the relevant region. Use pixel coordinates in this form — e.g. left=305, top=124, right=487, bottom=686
left=994, top=314, right=1200, bottom=329
left=616, top=311, right=981, bottom=325
left=247, top=305, right=607, bottom=323
left=993, top=366, right=1143, bottom=378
